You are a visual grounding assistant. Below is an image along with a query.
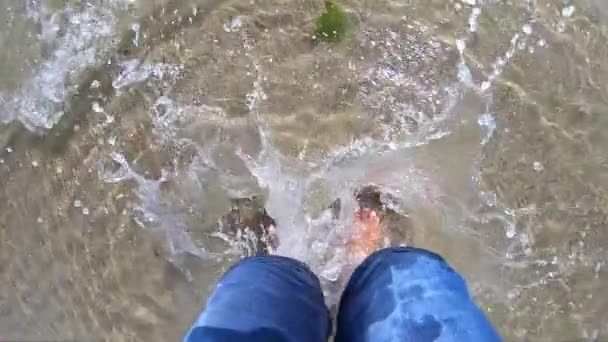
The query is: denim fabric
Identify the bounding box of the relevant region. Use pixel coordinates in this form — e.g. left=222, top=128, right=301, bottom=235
left=185, top=247, right=501, bottom=342
left=335, top=247, right=501, bottom=342
left=184, top=255, right=331, bottom=342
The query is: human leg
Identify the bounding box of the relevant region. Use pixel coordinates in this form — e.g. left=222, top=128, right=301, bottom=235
left=184, top=255, right=331, bottom=342
left=335, top=247, right=501, bottom=342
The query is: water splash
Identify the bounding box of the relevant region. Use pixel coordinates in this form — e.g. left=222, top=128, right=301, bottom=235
left=112, top=60, right=182, bottom=92
left=0, top=3, right=120, bottom=131
left=77, top=0, right=554, bottom=315
left=98, top=152, right=203, bottom=258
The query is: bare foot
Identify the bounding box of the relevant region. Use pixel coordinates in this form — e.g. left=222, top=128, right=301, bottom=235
left=348, top=208, right=383, bottom=263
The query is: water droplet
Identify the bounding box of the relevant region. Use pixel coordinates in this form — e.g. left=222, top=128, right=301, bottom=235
left=480, top=81, right=491, bottom=91
left=469, top=7, right=481, bottom=32
left=74, top=200, right=82, bottom=208
left=92, top=102, right=104, bottom=113
left=594, top=262, right=602, bottom=278
left=131, top=23, right=141, bottom=47
left=478, top=113, right=496, bottom=144
left=561, top=5, right=575, bottom=18
left=506, top=228, right=516, bottom=238
left=223, top=16, right=242, bottom=32
left=456, top=39, right=466, bottom=54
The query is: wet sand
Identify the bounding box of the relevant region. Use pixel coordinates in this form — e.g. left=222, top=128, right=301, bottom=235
left=1, top=0, right=608, bottom=340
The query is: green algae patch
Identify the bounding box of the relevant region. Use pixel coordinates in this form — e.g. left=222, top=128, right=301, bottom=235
left=314, top=1, right=350, bottom=43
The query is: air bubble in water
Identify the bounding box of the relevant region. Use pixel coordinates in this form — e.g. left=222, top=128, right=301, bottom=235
left=517, top=40, right=527, bottom=50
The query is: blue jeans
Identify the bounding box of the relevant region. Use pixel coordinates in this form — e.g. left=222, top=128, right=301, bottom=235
left=184, top=247, right=501, bottom=341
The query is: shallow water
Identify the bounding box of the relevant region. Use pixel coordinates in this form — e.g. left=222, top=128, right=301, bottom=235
left=1, top=0, right=608, bottom=340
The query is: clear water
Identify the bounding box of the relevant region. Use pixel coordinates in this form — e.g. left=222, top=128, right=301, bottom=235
left=1, top=0, right=607, bottom=340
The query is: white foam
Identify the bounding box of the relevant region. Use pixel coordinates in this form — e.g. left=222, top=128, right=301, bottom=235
left=0, top=4, right=118, bottom=131
left=112, top=60, right=182, bottom=91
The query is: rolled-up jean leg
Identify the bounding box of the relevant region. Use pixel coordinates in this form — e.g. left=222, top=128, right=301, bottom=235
left=336, top=247, right=501, bottom=342
left=184, top=255, right=331, bottom=342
